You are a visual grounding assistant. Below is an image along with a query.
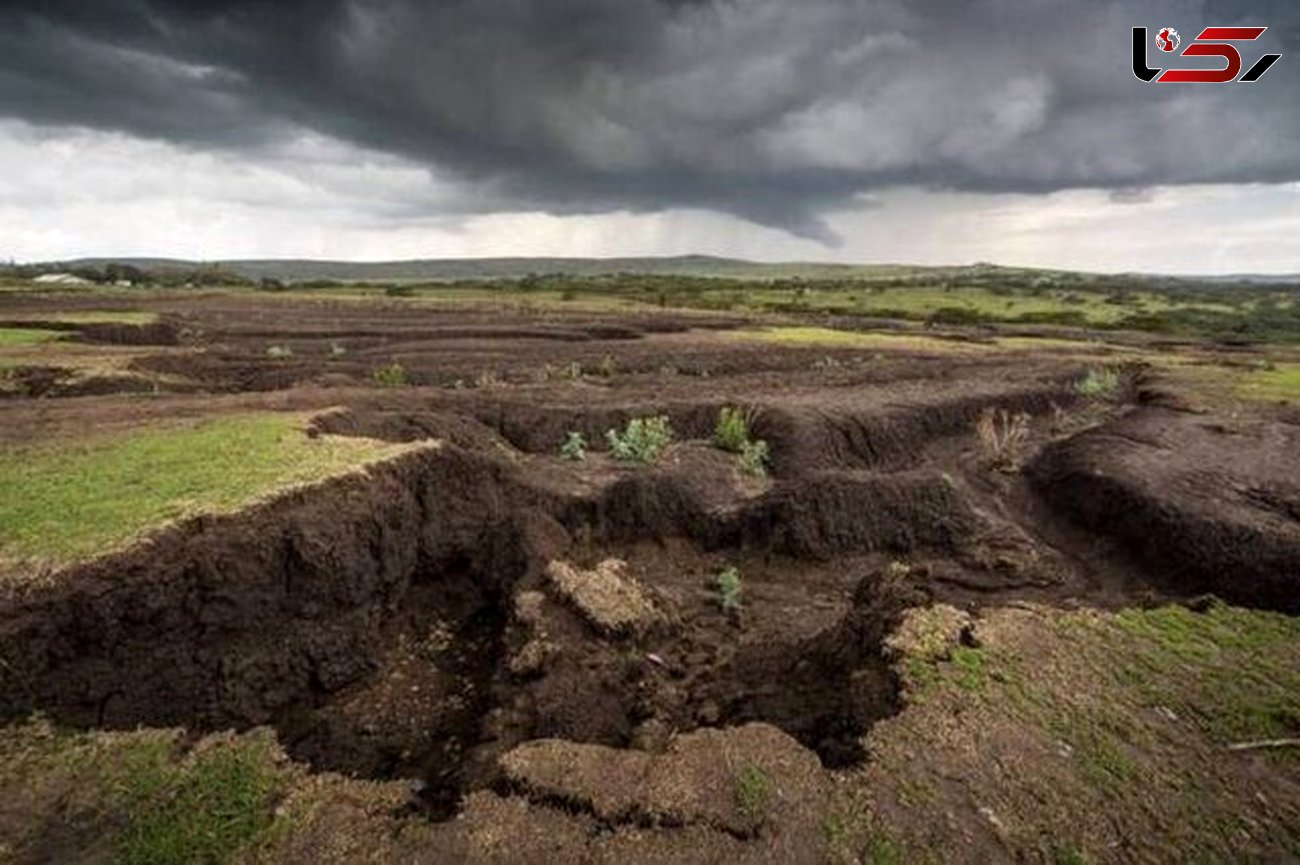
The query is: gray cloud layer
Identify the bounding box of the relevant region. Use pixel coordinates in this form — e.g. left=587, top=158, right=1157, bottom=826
left=1, top=0, right=1297, bottom=241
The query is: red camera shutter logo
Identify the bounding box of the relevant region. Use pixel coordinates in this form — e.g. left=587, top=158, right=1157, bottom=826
left=1132, top=26, right=1281, bottom=83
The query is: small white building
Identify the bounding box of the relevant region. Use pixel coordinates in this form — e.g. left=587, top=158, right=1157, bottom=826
left=32, top=273, right=92, bottom=286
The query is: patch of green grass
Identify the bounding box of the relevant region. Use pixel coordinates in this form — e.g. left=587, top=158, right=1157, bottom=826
left=0, top=723, right=287, bottom=865
left=729, top=327, right=984, bottom=353
left=1049, top=841, right=1089, bottom=865
left=849, top=601, right=1300, bottom=860
left=1107, top=603, right=1300, bottom=744
left=822, top=794, right=911, bottom=865
left=1044, top=707, right=1142, bottom=792
left=371, top=362, right=410, bottom=387
left=862, top=831, right=904, bottom=865
left=109, top=737, right=283, bottom=865
left=1073, top=367, right=1120, bottom=398
left=713, top=406, right=755, bottom=453
left=0, top=327, right=64, bottom=347
left=902, top=655, right=943, bottom=694
left=0, top=413, right=412, bottom=570
left=733, top=763, right=772, bottom=828
left=1238, top=362, right=1300, bottom=401
left=947, top=645, right=989, bottom=692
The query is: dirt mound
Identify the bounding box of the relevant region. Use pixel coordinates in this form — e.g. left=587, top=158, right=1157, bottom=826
left=1029, top=408, right=1300, bottom=612
left=501, top=722, right=828, bottom=840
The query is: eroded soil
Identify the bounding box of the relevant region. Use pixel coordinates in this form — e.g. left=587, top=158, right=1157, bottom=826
left=0, top=291, right=1297, bottom=863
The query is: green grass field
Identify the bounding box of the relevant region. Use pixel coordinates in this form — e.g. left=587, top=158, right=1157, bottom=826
left=1238, top=363, right=1300, bottom=401
left=1, top=723, right=289, bottom=865
left=828, top=600, right=1300, bottom=863
left=727, top=326, right=987, bottom=353
left=0, top=327, right=65, bottom=347
left=728, top=326, right=1121, bottom=357
left=0, top=413, right=416, bottom=572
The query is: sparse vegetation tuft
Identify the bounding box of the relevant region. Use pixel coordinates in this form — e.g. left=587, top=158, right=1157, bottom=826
left=713, top=564, right=743, bottom=611
left=714, top=406, right=770, bottom=477
left=371, top=362, right=410, bottom=387
left=975, top=407, right=1031, bottom=471
left=1074, top=367, right=1119, bottom=399
left=560, top=431, right=587, bottom=461
left=733, top=763, right=772, bottom=828
left=264, top=344, right=293, bottom=359
left=713, top=405, right=755, bottom=453
left=738, top=439, right=769, bottom=478
left=605, top=415, right=672, bottom=464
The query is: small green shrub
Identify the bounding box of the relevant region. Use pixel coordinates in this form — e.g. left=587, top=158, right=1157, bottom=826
left=560, top=431, right=587, bottom=461
left=713, top=406, right=754, bottom=453
left=714, top=565, right=742, bottom=611
left=1074, top=368, right=1119, bottom=398
left=715, top=406, right=769, bottom=476
left=385, top=284, right=415, bottom=298
left=328, top=341, right=346, bottom=357
left=597, top=355, right=618, bottom=378
left=739, top=439, right=769, bottom=478
left=371, top=362, right=410, bottom=387
left=605, top=415, right=672, bottom=464
left=264, top=345, right=292, bottom=359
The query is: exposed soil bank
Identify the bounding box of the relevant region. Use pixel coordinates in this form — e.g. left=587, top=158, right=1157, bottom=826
left=1029, top=408, right=1300, bottom=613
left=0, top=445, right=557, bottom=732
left=0, top=430, right=944, bottom=813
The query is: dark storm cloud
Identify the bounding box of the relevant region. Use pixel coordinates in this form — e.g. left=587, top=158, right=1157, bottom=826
left=1, top=0, right=1297, bottom=241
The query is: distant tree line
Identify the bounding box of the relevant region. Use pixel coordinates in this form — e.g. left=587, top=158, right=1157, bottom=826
left=0, top=261, right=254, bottom=287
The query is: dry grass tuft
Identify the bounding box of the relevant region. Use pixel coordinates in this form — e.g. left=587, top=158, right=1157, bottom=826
left=975, top=407, right=1031, bottom=471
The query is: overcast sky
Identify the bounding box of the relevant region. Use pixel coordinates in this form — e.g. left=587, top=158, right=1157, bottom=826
left=1, top=0, right=1297, bottom=273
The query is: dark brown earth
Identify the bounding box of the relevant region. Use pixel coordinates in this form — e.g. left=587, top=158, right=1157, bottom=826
left=0, top=290, right=1297, bottom=862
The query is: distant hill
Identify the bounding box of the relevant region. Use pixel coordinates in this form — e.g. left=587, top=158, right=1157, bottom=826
left=56, top=255, right=947, bottom=283
left=30, top=255, right=1300, bottom=287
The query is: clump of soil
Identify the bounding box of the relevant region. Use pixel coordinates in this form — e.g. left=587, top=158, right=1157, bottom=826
left=543, top=558, right=660, bottom=637
left=500, top=722, right=828, bottom=843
